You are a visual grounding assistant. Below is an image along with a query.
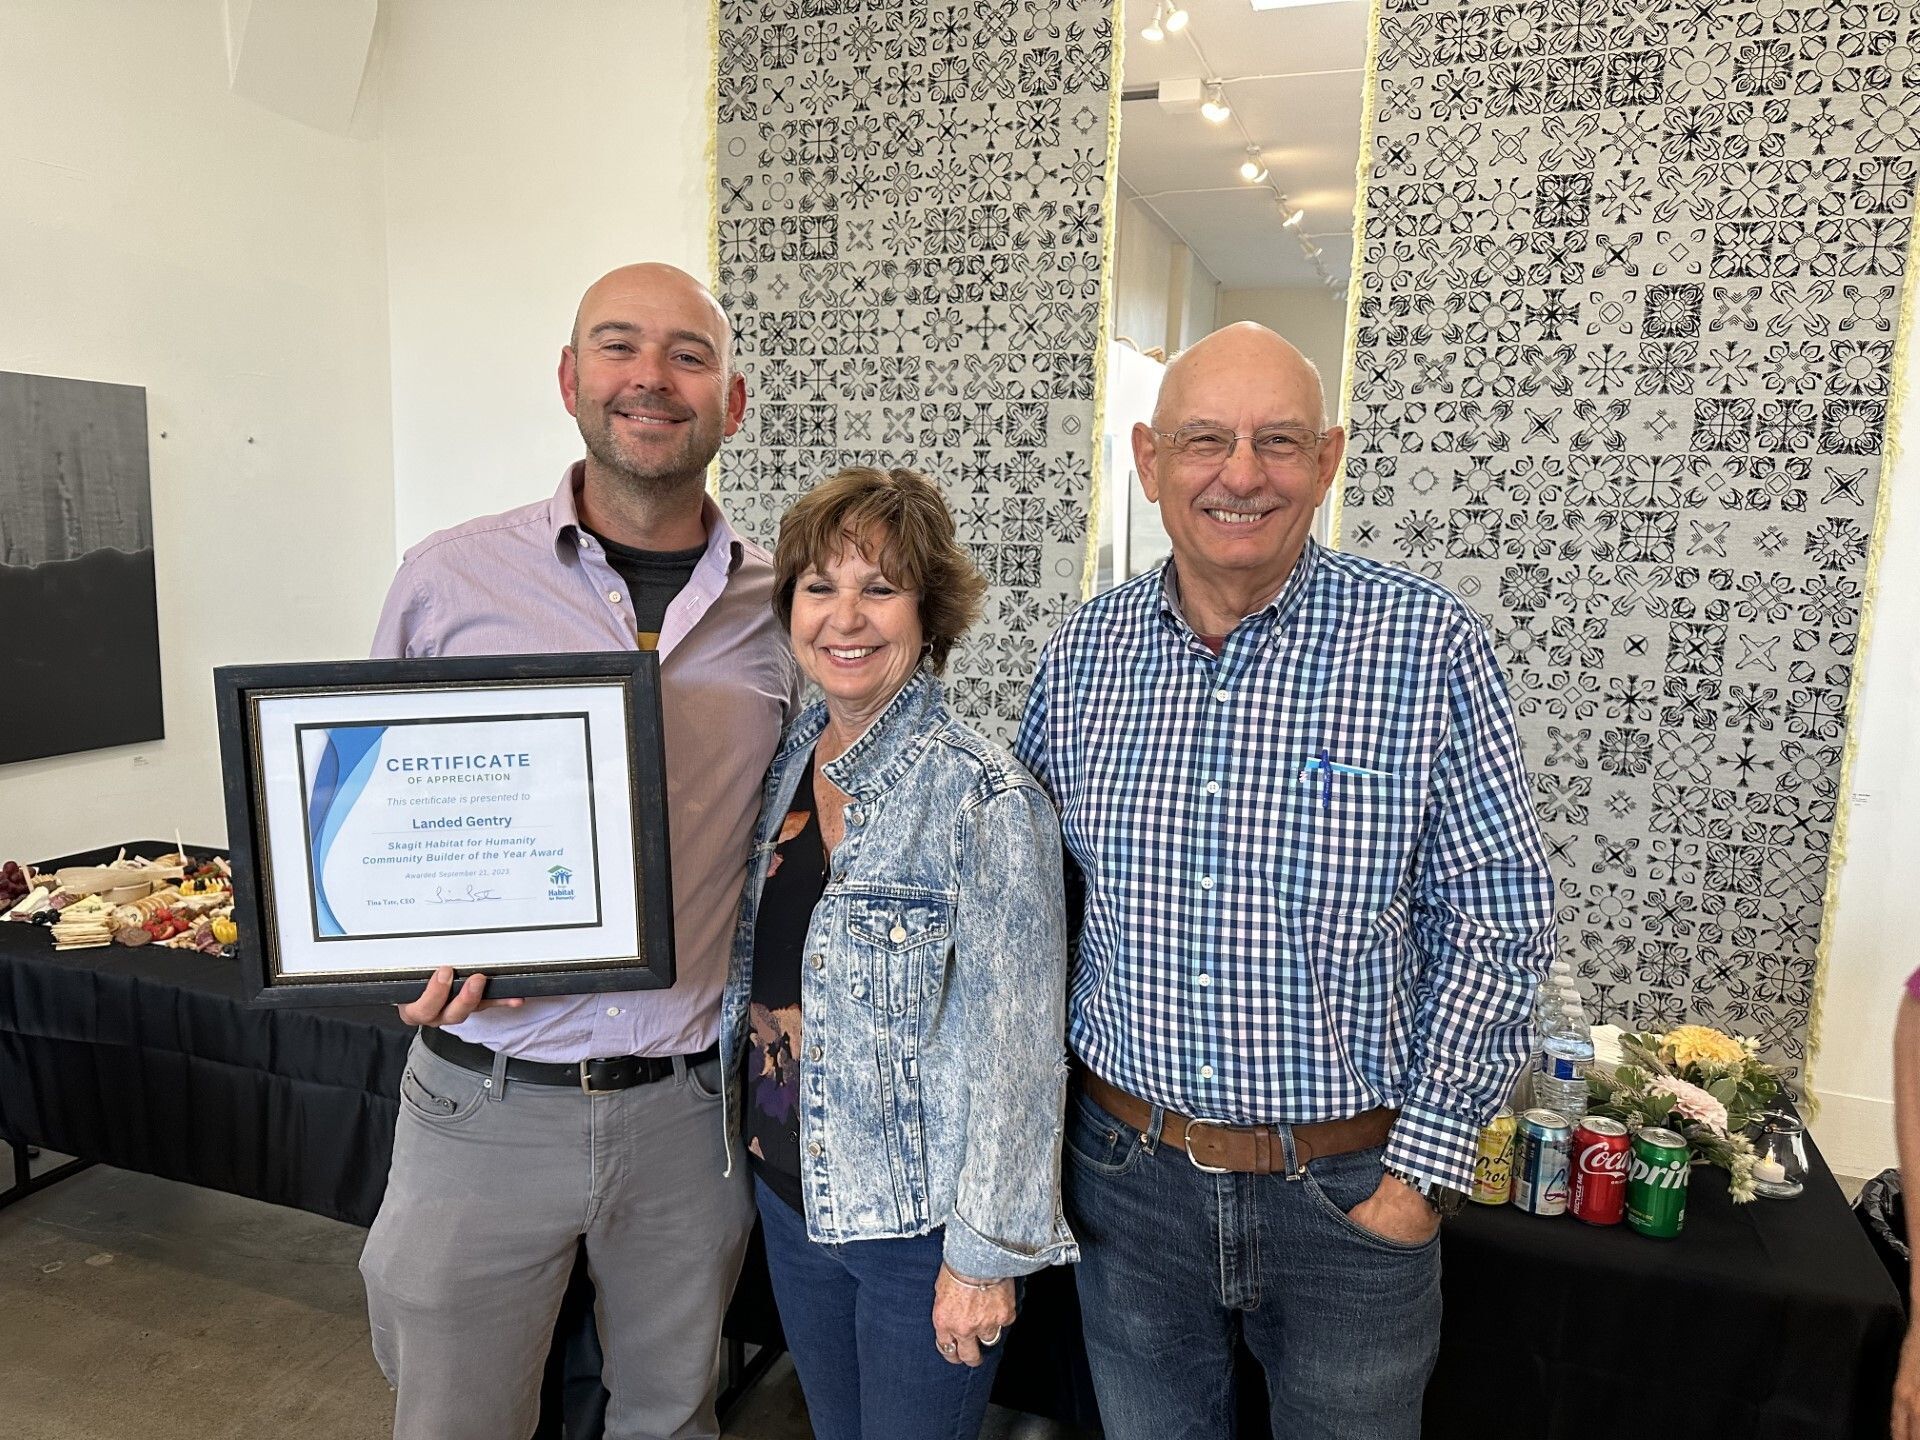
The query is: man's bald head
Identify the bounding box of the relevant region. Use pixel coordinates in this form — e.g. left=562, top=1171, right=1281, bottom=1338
left=1154, top=321, right=1327, bottom=433
left=560, top=262, right=746, bottom=499
left=570, top=263, right=735, bottom=371
left=1130, top=320, right=1344, bottom=628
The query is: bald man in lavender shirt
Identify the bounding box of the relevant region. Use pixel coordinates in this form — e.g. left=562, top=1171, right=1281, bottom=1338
left=357, top=264, right=800, bottom=1440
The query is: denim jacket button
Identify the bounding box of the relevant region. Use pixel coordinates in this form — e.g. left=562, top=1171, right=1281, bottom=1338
left=889, top=923, right=907, bottom=942
left=808, top=1045, right=823, bottom=1062
left=810, top=953, right=825, bottom=969
left=808, top=1142, right=823, bottom=1158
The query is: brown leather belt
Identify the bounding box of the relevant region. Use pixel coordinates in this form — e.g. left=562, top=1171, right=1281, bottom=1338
left=1080, top=1070, right=1396, bottom=1175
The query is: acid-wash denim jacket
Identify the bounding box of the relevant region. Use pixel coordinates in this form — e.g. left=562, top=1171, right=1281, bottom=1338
left=720, top=669, right=1079, bottom=1279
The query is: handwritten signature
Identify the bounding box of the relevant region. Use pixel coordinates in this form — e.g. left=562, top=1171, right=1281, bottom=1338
left=428, top=885, right=502, bottom=905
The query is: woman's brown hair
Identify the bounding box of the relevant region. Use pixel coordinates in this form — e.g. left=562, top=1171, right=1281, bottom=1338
left=772, top=466, right=988, bottom=674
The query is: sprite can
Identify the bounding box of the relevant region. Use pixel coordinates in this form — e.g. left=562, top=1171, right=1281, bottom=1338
left=1625, top=1126, right=1689, bottom=1238
left=1471, top=1108, right=1516, bottom=1205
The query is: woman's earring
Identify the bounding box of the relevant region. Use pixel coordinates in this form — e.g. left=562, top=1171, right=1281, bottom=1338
left=920, top=641, right=935, bottom=670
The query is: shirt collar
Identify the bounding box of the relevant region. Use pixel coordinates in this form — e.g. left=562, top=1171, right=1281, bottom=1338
left=548, top=460, right=744, bottom=575
left=780, top=668, right=946, bottom=802
left=1157, top=538, right=1322, bottom=645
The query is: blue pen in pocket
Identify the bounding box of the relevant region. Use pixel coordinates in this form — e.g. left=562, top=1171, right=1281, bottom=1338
left=1301, top=750, right=1396, bottom=809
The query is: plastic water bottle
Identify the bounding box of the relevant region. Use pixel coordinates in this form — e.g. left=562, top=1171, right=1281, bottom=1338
left=1534, top=1001, right=1595, bottom=1121
left=1518, top=965, right=1579, bottom=1109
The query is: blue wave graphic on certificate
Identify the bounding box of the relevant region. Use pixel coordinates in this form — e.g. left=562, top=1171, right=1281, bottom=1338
left=306, top=726, right=388, bottom=936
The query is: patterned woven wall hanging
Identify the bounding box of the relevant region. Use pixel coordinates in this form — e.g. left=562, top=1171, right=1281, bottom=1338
left=713, top=0, right=1117, bottom=741
left=1339, top=0, right=1918, bottom=1074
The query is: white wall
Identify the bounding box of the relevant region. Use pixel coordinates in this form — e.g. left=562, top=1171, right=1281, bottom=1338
left=1808, top=321, right=1920, bottom=1179
left=0, top=0, right=395, bottom=860
left=0, top=0, right=712, bottom=863
left=1217, top=285, right=1349, bottom=423
left=1113, top=195, right=1176, bottom=357
left=1113, top=192, right=1223, bottom=360
left=378, top=0, right=715, bottom=549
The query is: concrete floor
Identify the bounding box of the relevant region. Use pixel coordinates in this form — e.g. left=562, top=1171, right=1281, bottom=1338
left=0, top=1160, right=1074, bottom=1440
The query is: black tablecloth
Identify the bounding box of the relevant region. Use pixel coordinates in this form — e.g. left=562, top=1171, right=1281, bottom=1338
left=0, top=841, right=410, bottom=1227
left=0, top=843, right=1901, bottom=1438
left=1426, top=1138, right=1903, bottom=1440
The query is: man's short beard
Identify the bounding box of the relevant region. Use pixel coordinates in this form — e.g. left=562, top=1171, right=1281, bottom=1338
left=580, top=416, right=722, bottom=494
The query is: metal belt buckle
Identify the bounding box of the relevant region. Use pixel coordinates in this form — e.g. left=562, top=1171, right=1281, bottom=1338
left=579, top=1059, right=619, bottom=1095
left=1183, top=1118, right=1234, bottom=1174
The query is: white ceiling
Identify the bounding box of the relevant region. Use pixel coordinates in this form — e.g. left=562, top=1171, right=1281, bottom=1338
left=1117, top=0, right=1368, bottom=290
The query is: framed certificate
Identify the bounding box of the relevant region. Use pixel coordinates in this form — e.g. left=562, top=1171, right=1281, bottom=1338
left=213, top=653, right=672, bottom=1007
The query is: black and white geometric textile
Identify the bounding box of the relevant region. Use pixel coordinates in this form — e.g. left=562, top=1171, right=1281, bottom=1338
left=713, top=0, right=1116, bottom=742
left=1339, top=0, right=1918, bottom=1074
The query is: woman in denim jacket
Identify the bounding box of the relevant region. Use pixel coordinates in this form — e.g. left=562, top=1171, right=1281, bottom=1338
left=720, top=465, right=1077, bottom=1440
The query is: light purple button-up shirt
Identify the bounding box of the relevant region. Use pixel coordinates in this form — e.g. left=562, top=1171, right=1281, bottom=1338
left=371, top=464, right=799, bottom=1062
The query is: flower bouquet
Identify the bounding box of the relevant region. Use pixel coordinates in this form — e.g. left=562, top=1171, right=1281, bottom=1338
left=1584, top=1025, right=1786, bottom=1204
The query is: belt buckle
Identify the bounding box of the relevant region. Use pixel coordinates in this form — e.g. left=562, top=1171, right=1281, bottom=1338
left=578, top=1059, right=620, bottom=1095
left=1183, top=1118, right=1234, bottom=1174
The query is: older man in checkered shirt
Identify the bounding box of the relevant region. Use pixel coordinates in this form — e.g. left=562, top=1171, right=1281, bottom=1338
left=1015, top=322, right=1556, bottom=1439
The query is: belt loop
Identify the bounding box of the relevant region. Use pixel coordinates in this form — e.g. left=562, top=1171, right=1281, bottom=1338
left=1279, top=1122, right=1300, bottom=1179
left=1142, top=1103, right=1166, bottom=1153
left=671, top=1054, right=689, bottom=1087
left=486, top=1044, right=509, bottom=1103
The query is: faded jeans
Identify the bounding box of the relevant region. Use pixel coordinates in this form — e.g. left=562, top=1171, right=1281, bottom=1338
left=754, top=1175, right=1006, bottom=1440
left=1064, top=1086, right=1441, bottom=1440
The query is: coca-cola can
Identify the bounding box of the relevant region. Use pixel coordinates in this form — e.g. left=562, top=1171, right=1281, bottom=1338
left=1569, top=1116, right=1630, bottom=1225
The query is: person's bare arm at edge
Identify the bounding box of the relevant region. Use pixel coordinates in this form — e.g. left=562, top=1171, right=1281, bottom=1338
left=1890, top=994, right=1920, bottom=1440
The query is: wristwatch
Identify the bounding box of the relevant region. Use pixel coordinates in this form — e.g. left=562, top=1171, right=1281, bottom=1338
left=1385, top=1164, right=1468, bottom=1219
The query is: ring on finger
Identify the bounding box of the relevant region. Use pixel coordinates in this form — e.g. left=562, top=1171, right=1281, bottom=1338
left=982, top=1329, right=1003, bottom=1346
left=938, top=1340, right=957, bottom=1356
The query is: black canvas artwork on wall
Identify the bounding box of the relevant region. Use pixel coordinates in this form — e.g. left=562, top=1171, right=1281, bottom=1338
left=0, top=370, right=163, bottom=764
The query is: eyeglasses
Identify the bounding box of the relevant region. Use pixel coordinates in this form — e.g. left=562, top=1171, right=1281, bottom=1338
left=1152, top=424, right=1327, bottom=472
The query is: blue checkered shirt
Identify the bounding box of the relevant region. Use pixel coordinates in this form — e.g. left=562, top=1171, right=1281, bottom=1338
left=1015, top=540, right=1556, bottom=1193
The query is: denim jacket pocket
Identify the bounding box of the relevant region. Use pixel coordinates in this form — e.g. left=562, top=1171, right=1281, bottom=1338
left=844, top=890, right=953, bottom=1015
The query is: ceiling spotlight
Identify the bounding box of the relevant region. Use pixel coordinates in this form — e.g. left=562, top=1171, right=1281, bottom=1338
left=1141, top=1, right=1165, bottom=41
left=1201, top=82, right=1231, bottom=124
left=1165, top=3, right=1190, bottom=31
left=1277, top=194, right=1305, bottom=228
left=1239, top=146, right=1268, bottom=183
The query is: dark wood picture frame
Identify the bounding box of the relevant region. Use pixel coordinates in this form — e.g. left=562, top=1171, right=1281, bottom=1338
left=213, top=652, right=673, bottom=1008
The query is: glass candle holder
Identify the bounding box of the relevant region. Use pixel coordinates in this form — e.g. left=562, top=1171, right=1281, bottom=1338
left=1750, top=1111, right=1807, bottom=1199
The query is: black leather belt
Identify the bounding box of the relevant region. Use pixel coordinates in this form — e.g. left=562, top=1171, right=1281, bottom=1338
left=421, top=1025, right=717, bottom=1094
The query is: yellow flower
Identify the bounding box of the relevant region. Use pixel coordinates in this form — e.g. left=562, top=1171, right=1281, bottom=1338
left=1661, top=1025, right=1745, bottom=1068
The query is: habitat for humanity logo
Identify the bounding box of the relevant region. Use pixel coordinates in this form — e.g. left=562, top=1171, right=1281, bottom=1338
left=547, top=864, right=574, bottom=902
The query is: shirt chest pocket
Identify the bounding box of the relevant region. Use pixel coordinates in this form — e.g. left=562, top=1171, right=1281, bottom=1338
left=1268, top=767, right=1428, bottom=922
left=844, top=892, right=953, bottom=1015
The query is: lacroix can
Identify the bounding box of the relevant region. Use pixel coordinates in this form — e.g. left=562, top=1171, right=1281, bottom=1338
left=1569, top=1116, right=1630, bottom=1225
left=1626, top=1126, right=1690, bottom=1238
left=1511, top=1108, right=1571, bottom=1216
left=1472, top=1108, right=1516, bottom=1205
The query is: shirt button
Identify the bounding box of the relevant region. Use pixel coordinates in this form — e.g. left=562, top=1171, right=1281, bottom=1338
left=1199, top=875, right=1214, bottom=890
left=808, top=1045, right=823, bottom=1062
left=1198, top=974, right=1212, bottom=987
left=1213, top=688, right=1229, bottom=703
left=810, top=953, right=825, bottom=969
left=1204, top=781, right=1220, bottom=795
left=606, top=1007, right=621, bottom=1017
left=607, top=590, right=623, bottom=605
left=1200, top=1064, right=1215, bottom=1079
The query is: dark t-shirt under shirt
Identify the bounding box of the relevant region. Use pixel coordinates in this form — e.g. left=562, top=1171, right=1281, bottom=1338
left=745, top=751, right=829, bottom=1213
left=588, top=532, right=705, bottom=650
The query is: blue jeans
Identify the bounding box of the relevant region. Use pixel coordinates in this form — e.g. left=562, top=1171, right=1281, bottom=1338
left=1065, top=1087, right=1441, bottom=1440
left=754, top=1176, right=1005, bottom=1440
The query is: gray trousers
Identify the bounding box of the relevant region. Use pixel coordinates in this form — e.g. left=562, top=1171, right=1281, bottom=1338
left=360, top=1034, right=754, bottom=1440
